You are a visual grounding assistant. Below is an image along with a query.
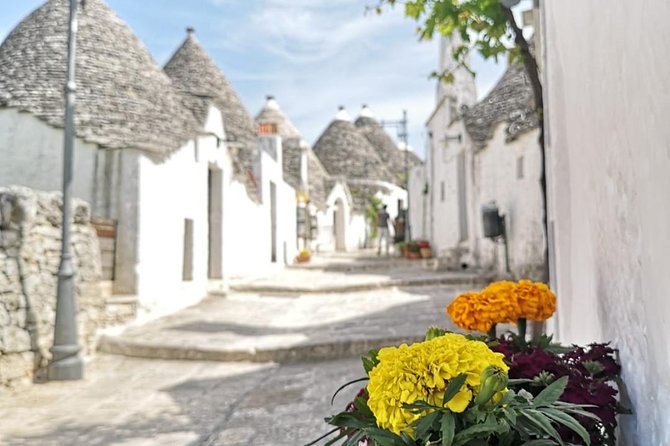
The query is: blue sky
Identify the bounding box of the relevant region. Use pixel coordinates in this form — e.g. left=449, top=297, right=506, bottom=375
left=0, top=0, right=510, bottom=158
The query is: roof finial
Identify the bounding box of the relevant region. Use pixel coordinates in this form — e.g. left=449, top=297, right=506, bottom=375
left=266, top=94, right=275, bottom=101
left=335, top=106, right=352, bottom=122
left=186, top=27, right=195, bottom=36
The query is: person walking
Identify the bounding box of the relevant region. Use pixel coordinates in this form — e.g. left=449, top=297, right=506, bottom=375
left=377, top=205, right=392, bottom=256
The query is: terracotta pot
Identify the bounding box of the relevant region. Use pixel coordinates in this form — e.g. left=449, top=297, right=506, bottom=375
left=420, top=248, right=432, bottom=259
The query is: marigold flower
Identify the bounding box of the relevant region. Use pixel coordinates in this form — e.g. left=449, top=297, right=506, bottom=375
left=366, top=333, right=508, bottom=435
left=446, top=280, right=557, bottom=332
left=515, top=280, right=556, bottom=321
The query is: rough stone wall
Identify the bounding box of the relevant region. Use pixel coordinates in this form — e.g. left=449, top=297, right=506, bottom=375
left=0, top=186, right=102, bottom=387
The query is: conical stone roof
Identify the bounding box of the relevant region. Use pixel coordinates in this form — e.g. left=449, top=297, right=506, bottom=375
left=254, top=96, right=331, bottom=210
left=0, top=0, right=198, bottom=155
left=255, top=96, right=301, bottom=140
left=463, top=62, right=538, bottom=147
left=313, top=108, right=393, bottom=183
left=354, top=105, right=419, bottom=185
left=164, top=30, right=259, bottom=197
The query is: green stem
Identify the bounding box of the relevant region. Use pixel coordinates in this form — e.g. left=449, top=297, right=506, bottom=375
left=518, top=318, right=527, bottom=340
left=487, top=324, right=497, bottom=341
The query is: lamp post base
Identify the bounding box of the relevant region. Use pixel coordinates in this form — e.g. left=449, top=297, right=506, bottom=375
left=47, top=354, right=84, bottom=380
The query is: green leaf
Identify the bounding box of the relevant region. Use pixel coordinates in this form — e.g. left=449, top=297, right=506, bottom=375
left=452, top=415, right=499, bottom=446
left=443, top=374, right=467, bottom=407
left=533, top=376, right=568, bottom=406
left=362, top=349, right=380, bottom=374
left=520, top=410, right=564, bottom=445
left=441, top=412, right=455, bottom=446
left=520, top=440, right=557, bottom=446
left=412, top=411, right=441, bottom=441
left=543, top=408, right=591, bottom=446
left=364, top=427, right=410, bottom=446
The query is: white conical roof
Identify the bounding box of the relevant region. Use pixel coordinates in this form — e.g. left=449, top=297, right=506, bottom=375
left=334, top=106, right=352, bottom=122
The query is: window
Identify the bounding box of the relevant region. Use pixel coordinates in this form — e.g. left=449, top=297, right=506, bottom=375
left=516, top=156, right=524, bottom=179
left=182, top=218, right=194, bottom=281
left=258, top=122, right=278, bottom=136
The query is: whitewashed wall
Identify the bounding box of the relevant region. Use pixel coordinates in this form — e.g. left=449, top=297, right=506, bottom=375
left=408, top=163, right=428, bottom=240
left=314, top=182, right=351, bottom=252
left=543, top=1, right=670, bottom=444
left=473, top=126, right=544, bottom=278
left=0, top=109, right=98, bottom=206
left=429, top=115, right=467, bottom=257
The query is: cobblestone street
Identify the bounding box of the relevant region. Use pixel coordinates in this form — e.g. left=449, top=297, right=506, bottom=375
left=0, top=256, right=485, bottom=446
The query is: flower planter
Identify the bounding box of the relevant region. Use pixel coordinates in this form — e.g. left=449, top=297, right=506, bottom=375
left=419, top=247, right=432, bottom=259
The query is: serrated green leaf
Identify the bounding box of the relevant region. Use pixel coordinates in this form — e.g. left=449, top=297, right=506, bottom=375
left=533, top=376, right=568, bottom=406
left=443, top=374, right=467, bottom=407
left=441, top=412, right=455, bottom=446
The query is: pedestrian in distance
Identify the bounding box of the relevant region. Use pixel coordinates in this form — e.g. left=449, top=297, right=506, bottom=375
left=377, top=204, right=391, bottom=256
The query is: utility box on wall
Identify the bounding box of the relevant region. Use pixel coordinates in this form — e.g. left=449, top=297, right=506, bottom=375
left=481, top=202, right=504, bottom=239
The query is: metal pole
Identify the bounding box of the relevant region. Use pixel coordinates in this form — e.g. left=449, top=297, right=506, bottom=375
left=48, top=0, right=83, bottom=381
left=402, top=110, right=412, bottom=241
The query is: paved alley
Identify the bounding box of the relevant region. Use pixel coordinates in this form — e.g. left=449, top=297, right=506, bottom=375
left=0, top=254, right=488, bottom=445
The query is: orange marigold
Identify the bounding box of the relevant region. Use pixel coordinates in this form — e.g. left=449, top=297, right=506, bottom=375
left=446, top=292, right=493, bottom=332
left=515, top=280, right=556, bottom=321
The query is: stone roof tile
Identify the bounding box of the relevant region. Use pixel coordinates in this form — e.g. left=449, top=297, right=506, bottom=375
left=463, top=62, right=538, bottom=147
left=0, top=0, right=198, bottom=155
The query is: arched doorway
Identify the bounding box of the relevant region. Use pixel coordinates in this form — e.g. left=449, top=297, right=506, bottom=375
left=334, top=199, right=346, bottom=251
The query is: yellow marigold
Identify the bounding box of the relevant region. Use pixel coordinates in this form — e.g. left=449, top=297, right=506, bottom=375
left=515, top=280, right=556, bottom=321
left=366, top=333, right=508, bottom=435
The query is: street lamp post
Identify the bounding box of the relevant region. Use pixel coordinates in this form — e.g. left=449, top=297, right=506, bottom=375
left=381, top=110, right=412, bottom=242
left=48, top=0, right=83, bottom=381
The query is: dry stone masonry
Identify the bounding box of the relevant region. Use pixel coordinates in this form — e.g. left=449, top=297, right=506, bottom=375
left=0, top=186, right=102, bottom=387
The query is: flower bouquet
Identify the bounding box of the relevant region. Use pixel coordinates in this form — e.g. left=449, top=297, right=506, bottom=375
left=309, top=280, right=626, bottom=446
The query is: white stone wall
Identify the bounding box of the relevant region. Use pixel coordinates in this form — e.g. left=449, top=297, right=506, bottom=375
left=0, top=186, right=102, bottom=387
left=408, top=163, right=429, bottom=240
left=314, top=182, right=351, bottom=252
left=428, top=113, right=465, bottom=257
left=136, top=141, right=209, bottom=316
left=0, top=110, right=99, bottom=210
left=472, top=126, right=544, bottom=278
left=543, top=1, right=670, bottom=443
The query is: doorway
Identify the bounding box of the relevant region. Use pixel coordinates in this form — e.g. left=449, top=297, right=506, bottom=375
left=270, top=181, right=277, bottom=262
left=334, top=199, right=346, bottom=251
left=208, top=168, right=223, bottom=279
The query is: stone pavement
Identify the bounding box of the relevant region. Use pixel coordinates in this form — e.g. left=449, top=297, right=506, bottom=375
left=99, top=254, right=488, bottom=363
left=0, top=355, right=364, bottom=446
left=0, top=253, right=494, bottom=446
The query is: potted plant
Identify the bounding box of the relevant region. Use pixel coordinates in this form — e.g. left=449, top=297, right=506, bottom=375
left=417, top=240, right=432, bottom=258
left=308, top=280, right=627, bottom=446
left=295, top=248, right=311, bottom=263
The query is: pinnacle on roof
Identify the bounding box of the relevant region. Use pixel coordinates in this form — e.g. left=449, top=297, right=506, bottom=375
left=0, top=0, right=198, bottom=155
left=334, top=106, right=352, bottom=122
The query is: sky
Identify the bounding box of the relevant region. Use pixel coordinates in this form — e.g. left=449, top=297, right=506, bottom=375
left=0, top=0, right=512, bottom=159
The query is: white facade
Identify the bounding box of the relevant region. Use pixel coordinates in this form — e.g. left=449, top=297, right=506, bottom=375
left=0, top=104, right=298, bottom=318
left=543, top=1, right=670, bottom=443
left=471, top=126, right=544, bottom=277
